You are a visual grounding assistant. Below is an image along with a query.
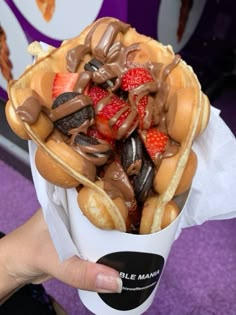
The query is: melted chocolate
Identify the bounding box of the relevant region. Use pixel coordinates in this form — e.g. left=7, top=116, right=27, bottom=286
left=48, top=94, right=92, bottom=122
left=64, top=20, right=181, bottom=145
left=103, top=161, right=135, bottom=204
left=16, top=96, right=43, bottom=124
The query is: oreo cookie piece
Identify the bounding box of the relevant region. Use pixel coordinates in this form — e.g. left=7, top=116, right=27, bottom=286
left=84, top=58, right=103, bottom=72
left=121, top=133, right=143, bottom=176
left=84, top=58, right=115, bottom=89
left=74, top=133, right=113, bottom=166
left=74, top=133, right=100, bottom=146
left=133, top=155, right=155, bottom=204
left=51, top=92, right=94, bottom=135
left=52, top=91, right=79, bottom=107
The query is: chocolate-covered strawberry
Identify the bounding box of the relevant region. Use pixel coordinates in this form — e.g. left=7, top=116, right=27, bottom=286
left=50, top=92, right=95, bottom=136
left=121, top=132, right=143, bottom=176
left=121, top=67, right=154, bottom=92
left=121, top=67, right=155, bottom=130
left=139, top=127, right=169, bottom=167
left=88, top=86, right=138, bottom=140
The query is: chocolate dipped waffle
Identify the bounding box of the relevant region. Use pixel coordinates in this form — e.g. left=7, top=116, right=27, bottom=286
left=6, top=17, right=210, bottom=234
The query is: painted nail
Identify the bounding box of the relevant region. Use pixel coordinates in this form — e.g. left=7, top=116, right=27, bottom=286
left=95, top=273, right=123, bottom=293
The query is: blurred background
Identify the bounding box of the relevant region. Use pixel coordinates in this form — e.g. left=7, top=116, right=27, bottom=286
left=1, top=1, right=236, bottom=314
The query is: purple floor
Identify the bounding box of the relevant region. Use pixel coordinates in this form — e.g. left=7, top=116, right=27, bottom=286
left=0, top=87, right=236, bottom=314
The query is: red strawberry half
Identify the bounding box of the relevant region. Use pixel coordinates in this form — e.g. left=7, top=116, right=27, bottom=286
left=52, top=73, right=79, bottom=99
left=121, top=67, right=153, bottom=91
left=139, top=128, right=169, bottom=166
left=87, top=126, right=115, bottom=148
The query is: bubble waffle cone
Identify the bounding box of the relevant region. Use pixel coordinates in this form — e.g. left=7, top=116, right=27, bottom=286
left=7, top=17, right=210, bottom=234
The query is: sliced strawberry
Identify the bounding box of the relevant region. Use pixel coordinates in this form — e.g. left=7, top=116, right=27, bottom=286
left=52, top=73, right=79, bottom=99
left=136, top=95, right=153, bottom=130
left=88, top=85, right=138, bottom=140
left=87, top=126, right=115, bottom=148
left=95, top=95, right=128, bottom=139
left=94, top=93, right=138, bottom=140
left=121, top=67, right=153, bottom=91
left=139, top=128, right=169, bottom=165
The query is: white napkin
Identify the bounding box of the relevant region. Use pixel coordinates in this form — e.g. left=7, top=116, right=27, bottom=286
left=177, top=106, right=236, bottom=236
left=28, top=106, right=236, bottom=260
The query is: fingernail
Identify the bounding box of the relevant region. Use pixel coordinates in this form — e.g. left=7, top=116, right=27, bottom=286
left=95, top=273, right=122, bottom=293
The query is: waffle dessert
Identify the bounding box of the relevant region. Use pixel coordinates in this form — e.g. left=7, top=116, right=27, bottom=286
left=6, top=17, right=210, bottom=234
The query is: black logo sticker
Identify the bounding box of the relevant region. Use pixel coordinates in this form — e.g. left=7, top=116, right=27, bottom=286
left=97, top=251, right=165, bottom=311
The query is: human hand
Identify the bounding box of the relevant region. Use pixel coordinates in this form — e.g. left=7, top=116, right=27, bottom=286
left=0, top=209, right=122, bottom=303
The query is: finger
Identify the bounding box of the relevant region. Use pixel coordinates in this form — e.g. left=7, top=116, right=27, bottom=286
left=0, top=210, right=122, bottom=293
left=29, top=212, right=123, bottom=293
left=50, top=255, right=123, bottom=293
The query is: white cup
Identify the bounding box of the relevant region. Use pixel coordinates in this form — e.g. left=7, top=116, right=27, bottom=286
left=68, top=188, right=189, bottom=315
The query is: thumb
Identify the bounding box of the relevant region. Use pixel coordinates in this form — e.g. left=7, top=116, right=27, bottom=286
left=51, top=255, right=123, bottom=293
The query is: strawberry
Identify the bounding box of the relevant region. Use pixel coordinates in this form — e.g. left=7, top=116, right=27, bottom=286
left=87, top=126, right=115, bottom=148
left=139, top=128, right=169, bottom=165
left=88, top=85, right=138, bottom=140
left=136, top=95, right=153, bottom=130
left=94, top=93, right=137, bottom=140
left=52, top=73, right=79, bottom=99
left=88, top=85, right=109, bottom=105
left=95, top=95, right=128, bottom=139
left=121, top=67, right=153, bottom=91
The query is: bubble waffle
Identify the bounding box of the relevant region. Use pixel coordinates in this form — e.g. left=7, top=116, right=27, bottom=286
left=6, top=17, right=210, bottom=234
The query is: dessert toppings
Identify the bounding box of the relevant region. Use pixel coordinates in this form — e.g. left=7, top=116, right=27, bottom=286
left=15, top=18, right=188, bottom=232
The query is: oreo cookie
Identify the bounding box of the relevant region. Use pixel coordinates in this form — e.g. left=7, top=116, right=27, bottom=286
left=133, top=155, right=155, bottom=204
left=84, top=58, right=115, bottom=89
left=121, top=133, right=143, bottom=176
left=74, top=133, right=113, bottom=166
left=51, top=92, right=94, bottom=135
